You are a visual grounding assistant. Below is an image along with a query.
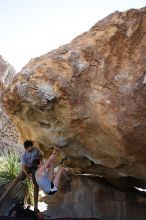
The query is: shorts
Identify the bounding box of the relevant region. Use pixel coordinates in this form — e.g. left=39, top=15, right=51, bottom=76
left=47, top=182, right=58, bottom=195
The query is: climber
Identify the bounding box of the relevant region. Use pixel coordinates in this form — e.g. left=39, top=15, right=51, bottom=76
left=31, top=149, right=68, bottom=195
left=0, top=140, right=42, bottom=212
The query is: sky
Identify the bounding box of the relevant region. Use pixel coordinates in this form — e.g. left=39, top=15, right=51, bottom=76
left=0, top=0, right=146, bottom=72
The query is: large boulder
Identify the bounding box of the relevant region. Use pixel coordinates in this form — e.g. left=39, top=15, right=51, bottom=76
left=0, top=56, right=22, bottom=153
left=2, top=7, right=146, bottom=182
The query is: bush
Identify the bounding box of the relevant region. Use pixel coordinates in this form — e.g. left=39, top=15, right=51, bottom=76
left=0, top=152, right=34, bottom=205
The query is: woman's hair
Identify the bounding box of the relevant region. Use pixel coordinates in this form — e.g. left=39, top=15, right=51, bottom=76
left=31, top=158, right=41, bottom=170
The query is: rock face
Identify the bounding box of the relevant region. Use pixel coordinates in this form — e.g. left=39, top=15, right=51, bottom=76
left=2, top=7, right=146, bottom=183
left=0, top=56, right=22, bottom=153
left=42, top=175, right=146, bottom=220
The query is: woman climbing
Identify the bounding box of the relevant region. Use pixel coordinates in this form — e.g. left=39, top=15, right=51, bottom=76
left=32, top=149, right=68, bottom=195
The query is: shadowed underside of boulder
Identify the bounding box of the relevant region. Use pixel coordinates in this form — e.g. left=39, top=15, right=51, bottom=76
left=2, top=7, right=146, bottom=190
left=40, top=175, right=146, bottom=219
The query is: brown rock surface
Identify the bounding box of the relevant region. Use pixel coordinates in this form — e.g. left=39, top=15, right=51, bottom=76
left=0, top=56, right=22, bottom=153
left=2, top=8, right=146, bottom=182
left=42, top=175, right=146, bottom=219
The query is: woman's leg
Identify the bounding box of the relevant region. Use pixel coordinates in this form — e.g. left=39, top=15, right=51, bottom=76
left=48, top=164, right=55, bottom=182
left=53, top=167, right=64, bottom=188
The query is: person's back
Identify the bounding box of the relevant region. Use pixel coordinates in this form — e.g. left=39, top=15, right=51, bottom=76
left=35, top=168, right=51, bottom=193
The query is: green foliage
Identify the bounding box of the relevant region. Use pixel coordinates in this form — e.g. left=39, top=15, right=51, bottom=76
left=0, top=152, right=34, bottom=205
left=0, top=152, right=20, bottom=180
left=24, top=179, right=34, bottom=205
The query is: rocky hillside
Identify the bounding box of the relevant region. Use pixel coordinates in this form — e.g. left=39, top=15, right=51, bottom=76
left=0, top=56, right=22, bottom=153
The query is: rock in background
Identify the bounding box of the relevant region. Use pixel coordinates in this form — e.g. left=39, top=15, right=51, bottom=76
left=0, top=56, right=22, bottom=154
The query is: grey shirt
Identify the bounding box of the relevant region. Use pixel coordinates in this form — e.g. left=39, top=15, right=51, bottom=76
left=21, top=147, right=41, bottom=167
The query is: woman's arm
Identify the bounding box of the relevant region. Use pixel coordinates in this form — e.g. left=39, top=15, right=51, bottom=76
left=38, top=149, right=57, bottom=172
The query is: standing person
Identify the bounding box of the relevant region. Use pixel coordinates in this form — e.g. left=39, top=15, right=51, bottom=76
left=0, top=140, right=42, bottom=211
left=32, top=149, right=68, bottom=195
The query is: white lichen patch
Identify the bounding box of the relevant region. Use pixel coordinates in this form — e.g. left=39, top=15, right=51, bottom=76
left=76, top=62, right=89, bottom=72
left=17, top=83, right=28, bottom=98
left=143, top=74, right=146, bottom=84
left=37, top=84, right=58, bottom=101
left=16, top=83, right=60, bottom=105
